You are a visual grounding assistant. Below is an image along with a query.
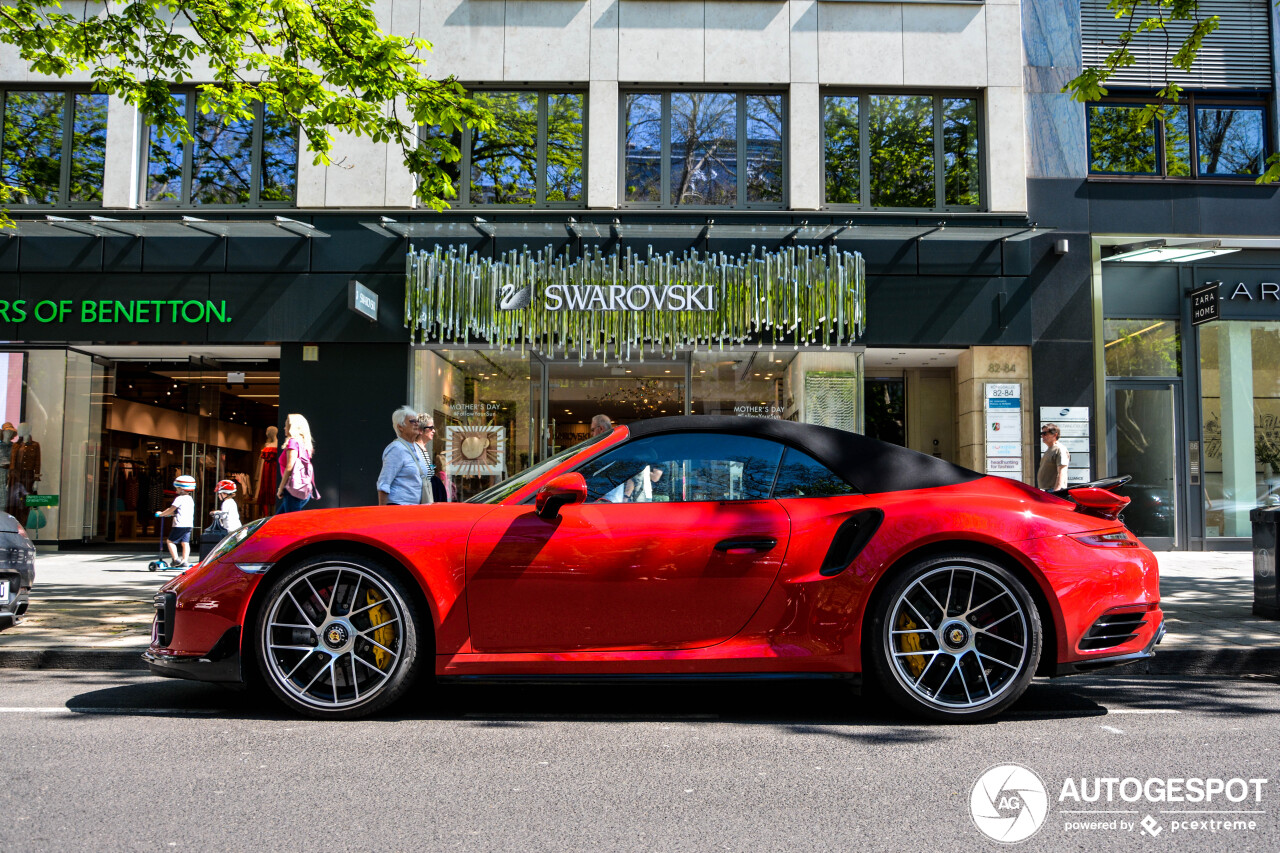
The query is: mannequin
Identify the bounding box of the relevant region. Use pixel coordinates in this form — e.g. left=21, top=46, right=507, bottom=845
left=0, top=422, right=14, bottom=513
left=10, top=422, right=39, bottom=525
left=253, top=425, right=280, bottom=518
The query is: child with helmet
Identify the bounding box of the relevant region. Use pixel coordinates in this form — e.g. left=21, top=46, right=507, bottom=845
left=155, top=474, right=197, bottom=568
left=213, top=479, right=242, bottom=533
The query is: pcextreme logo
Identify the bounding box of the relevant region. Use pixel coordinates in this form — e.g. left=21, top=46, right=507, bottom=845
left=970, top=764, right=1049, bottom=843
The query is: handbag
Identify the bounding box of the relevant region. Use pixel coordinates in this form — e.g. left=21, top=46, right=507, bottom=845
left=284, top=444, right=317, bottom=500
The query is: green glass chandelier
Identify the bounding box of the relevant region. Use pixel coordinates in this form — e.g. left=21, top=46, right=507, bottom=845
left=405, top=244, right=865, bottom=360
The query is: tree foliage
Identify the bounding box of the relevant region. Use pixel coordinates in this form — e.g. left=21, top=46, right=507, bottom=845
left=1065, top=0, right=1280, bottom=183
left=0, top=0, right=491, bottom=214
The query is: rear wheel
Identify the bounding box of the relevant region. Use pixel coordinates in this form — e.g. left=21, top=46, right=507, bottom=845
left=868, top=554, right=1041, bottom=722
left=254, top=554, right=420, bottom=719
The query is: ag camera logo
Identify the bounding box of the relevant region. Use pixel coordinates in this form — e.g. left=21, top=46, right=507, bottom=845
left=971, top=764, right=1049, bottom=843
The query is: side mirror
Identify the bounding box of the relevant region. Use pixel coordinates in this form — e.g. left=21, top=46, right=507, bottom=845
left=535, top=472, right=588, bottom=520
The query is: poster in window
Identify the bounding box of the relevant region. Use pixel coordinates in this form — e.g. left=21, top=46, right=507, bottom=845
left=445, top=425, right=506, bottom=477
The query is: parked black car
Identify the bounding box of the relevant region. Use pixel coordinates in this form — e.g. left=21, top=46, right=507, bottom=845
left=0, top=512, right=35, bottom=630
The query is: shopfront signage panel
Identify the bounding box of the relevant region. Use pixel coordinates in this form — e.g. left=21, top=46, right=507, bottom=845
left=984, top=383, right=1021, bottom=410
left=986, top=413, right=1021, bottom=437
left=348, top=280, right=379, bottom=322
left=24, top=494, right=59, bottom=507
left=0, top=299, right=231, bottom=324
left=1191, top=281, right=1220, bottom=326
left=986, top=457, right=1023, bottom=473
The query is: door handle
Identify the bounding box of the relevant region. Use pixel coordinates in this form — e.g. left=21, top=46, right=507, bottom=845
left=714, top=537, right=777, bottom=554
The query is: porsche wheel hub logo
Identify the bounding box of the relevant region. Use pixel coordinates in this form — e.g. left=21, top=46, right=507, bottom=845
left=324, top=623, right=349, bottom=649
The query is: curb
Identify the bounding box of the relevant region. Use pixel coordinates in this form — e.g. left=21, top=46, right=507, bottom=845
left=1139, top=648, right=1280, bottom=679
left=0, top=648, right=149, bottom=671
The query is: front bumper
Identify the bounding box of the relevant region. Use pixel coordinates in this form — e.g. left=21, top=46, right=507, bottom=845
left=144, top=626, right=243, bottom=683
left=1054, top=617, right=1166, bottom=676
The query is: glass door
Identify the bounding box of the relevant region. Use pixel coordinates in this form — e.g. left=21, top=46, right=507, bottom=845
left=1107, top=381, right=1181, bottom=549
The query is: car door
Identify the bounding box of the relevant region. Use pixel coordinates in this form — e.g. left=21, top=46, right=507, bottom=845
left=465, top=432, right=790, bottom=653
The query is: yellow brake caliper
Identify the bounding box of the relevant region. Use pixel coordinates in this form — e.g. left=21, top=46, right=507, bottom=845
left=896, top=610, right=926, bottom=678
left=365, top=589, right=394, bottom=671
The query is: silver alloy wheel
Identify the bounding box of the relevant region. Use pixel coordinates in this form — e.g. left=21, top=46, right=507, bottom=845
left=261, top=562, right=405, bottom=710
left=885, top=565, right=1029, bottom=711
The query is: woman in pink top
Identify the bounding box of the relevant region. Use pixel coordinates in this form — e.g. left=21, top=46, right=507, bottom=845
left=275, top=413, right=316, bottom=514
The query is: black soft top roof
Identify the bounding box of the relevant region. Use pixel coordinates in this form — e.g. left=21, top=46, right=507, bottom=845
left=626, top=415, right=983, bottom=495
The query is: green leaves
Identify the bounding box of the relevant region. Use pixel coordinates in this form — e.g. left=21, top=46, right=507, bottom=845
left=0, top=0, right=492, bottom=210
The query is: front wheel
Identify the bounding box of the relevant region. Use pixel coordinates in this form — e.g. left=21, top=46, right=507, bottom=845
left=868, top=554, right=1041, bottom=722
left=254, top=555, right=421, bottom=719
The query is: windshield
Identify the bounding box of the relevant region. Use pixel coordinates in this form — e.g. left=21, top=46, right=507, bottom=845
left=467, top=431, right=613, bottom=504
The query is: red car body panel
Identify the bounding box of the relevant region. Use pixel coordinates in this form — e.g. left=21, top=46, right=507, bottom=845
left=148, top=423, right=1162, bottom=684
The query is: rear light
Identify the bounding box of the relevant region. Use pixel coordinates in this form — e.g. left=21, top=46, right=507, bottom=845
left=1072, top=529, right=1141, bottom=548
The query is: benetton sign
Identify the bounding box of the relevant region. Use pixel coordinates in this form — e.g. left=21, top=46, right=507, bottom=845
left=0, top=299, right=231, bottom=324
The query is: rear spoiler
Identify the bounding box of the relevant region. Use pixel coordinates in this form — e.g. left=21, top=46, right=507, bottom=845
left=1052, top=475, right=1133, bottom=522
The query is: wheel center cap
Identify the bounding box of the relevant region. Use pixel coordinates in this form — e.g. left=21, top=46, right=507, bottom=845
left=942, top=622, right=970, bottom=650
left=323, top=622, right=350, bottom=650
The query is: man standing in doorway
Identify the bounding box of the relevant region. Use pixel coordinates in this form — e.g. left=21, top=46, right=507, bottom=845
left=1037, top=423, right=1070, bottom=491
left=590, top=414, right=613, bottom=437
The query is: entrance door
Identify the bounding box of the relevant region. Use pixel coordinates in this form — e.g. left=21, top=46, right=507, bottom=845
left=544, top=357, right=687, bottom=453
left=1107, top=382, right=1181, bottom=549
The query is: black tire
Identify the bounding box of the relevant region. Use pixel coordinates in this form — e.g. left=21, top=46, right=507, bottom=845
left=253, top=553, right=421, bottom=719
left=868, top=553, right=1041, bottom=722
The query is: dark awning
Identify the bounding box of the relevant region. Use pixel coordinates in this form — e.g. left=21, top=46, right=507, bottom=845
left=6, top=215, right=329, bottom=239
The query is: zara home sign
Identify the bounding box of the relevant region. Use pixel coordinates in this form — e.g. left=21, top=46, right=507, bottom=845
left=1228, top=281, right=1280, bottom=301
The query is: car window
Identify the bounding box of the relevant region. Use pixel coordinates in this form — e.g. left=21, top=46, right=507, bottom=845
left=468, top=432, right=611, bottom=504
left=577, top=433, right=784, bottom=503
left=772, top=447, right=860, bottom=498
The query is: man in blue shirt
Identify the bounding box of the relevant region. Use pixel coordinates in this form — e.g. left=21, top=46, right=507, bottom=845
left=376, top=406, right=435, bottom=505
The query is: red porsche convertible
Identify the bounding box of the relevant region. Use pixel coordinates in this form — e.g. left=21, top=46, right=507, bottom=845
left=145, top=416, right=1162, bottom=722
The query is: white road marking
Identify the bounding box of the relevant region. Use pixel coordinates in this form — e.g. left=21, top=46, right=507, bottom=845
left=1100, top=725, right=1124, bottom=734
left=0, top=706, right=219, bottom=716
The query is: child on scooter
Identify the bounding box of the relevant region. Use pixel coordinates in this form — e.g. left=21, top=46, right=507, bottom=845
left=155, top=474, right=197, bottom=568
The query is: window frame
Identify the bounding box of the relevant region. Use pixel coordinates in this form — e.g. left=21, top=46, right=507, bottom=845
left=431, top=88, right=588, bottom=210
left=0, top=86, right=108, bottom=208
left=618, top=89, right=789, bottom=210
left=138, top=87, right=299, bottom=209
left=1086, top=92, right=1272, bottom=182
left=820, top=88, right=987, bottom=213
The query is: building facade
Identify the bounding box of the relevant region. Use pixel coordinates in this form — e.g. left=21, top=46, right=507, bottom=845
left=1, top=0, right=1088, bottom=547
left=1025, top=0, right=1280, bottom=550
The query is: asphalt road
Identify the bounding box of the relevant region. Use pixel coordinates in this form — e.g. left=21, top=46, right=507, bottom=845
left=1, top=669, right=1278, bottom=852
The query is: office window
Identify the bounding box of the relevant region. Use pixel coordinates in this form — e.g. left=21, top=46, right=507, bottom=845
left=822, top=92, right=982, bottom=210
left=143, top=92, right=298, bottom=206
left=1088, top=96, right=1268, bottom=180
left=426, top=90, right=584, bottom=208
left=0, top=90, right=108, bottom=205
left=623, top=91, right=785, bottom=208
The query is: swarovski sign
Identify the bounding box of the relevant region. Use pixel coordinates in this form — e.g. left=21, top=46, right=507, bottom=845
left=405, top=244, right=865, bottom=356
left=543, top=283, right=717, bottom=312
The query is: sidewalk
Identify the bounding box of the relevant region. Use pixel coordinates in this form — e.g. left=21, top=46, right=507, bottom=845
left=0, top=550, right=1276, bottom=675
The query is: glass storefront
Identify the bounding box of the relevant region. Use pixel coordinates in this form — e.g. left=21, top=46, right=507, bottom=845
left=1199, top=321, right=1280, bottom=538
left=412, top=346, right=866, bottom=502
left=1, top=347, right=282, bottom=544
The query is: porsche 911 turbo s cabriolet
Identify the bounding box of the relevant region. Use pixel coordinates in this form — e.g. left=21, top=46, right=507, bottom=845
left=145, top=416, right=1162, bottom=722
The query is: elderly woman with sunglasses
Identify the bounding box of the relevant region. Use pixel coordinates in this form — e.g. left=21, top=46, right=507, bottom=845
left=376, top=406, right=436, bottom=506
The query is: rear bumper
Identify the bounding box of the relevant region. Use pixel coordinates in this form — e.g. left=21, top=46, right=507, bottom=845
left=1054, top=618, right=1166, bottom=676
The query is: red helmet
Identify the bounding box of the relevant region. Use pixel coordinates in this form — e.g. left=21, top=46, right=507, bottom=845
left=215, top=479, right=237, bottom=494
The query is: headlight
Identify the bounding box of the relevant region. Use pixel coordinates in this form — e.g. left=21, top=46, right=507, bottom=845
left=203, top=518, right=268, bottom=566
